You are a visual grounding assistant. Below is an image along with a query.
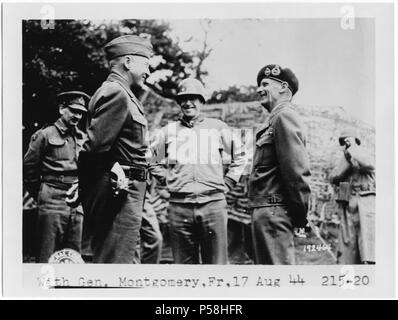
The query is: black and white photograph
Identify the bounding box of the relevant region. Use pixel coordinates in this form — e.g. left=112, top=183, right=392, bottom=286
left=2, top=1, right=395, bottom=298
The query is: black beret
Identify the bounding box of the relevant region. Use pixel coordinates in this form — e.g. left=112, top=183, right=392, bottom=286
left=104, top=35, right=153, bottom=60
left=256, top=64, right=299, bottom=96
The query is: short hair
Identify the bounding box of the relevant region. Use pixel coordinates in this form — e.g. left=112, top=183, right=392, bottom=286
left=108, top=56, right=126, bottom=69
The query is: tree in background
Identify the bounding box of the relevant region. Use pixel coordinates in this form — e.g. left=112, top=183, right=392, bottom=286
left=23, top=19, right=198, bottom=149
left=208, top=85, right=259, bottom=104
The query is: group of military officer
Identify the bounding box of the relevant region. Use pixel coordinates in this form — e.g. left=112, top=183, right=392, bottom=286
left=23, top=34, right=375, bottom=265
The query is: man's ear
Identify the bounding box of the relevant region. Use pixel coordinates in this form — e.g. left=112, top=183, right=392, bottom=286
left=279, top=81, right=289, bottom=94
left=59, top=105, right=66, bottom=116
left=123, top=55, right=133, bottom=69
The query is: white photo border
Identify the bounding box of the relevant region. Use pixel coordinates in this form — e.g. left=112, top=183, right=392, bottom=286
left=2, top=1, right=394, bottom=298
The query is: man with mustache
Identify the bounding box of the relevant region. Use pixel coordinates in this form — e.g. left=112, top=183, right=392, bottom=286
left=248, top=64, right=311, bottom=264
left=23, top=91, right=89, bottom=262
left=150, top=78, right=247, bottom=264
left=79, top=35, right=153, bottom=263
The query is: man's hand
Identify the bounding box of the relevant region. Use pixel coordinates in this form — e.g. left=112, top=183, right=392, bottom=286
left=110, top=162, right=129, bottom=197
left=344, top=137, right=359, bottom=163
left=66, top=183, right=80, bottom=208
left=344, top=137, right=356, bottom=149
left=157, top=188, right=170, bottom=200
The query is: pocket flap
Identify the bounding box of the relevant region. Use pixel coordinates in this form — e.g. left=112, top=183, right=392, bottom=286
left=256, top=132, right=273, bottom=147
left=131, top=112, right=148, bottom=126
left=48, top=136, right=65, bottom=146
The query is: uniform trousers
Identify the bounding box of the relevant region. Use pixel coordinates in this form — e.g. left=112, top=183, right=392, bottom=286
left=81, top=171, right=146, bottom=263
left=168, top=199, right=228, bottom=264
left=36, top=182, right=83, bottom=263
left=137, top=200, right=163, bottom=264
left=337, top=194, right=375, bottom=264
left=251, top=205, right=296, bottom=265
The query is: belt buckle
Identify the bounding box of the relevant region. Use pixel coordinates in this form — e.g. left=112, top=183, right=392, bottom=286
left=129, top=167, right=147, bottom=181
left=268, top=194, right=279, bottom=205
left=137, top=168, right=145, bottom=181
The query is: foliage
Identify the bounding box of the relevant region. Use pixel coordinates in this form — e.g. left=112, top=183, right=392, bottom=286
left=22, top=19, right=197, bottom=147
left=208, top=85, right=259, bottom=104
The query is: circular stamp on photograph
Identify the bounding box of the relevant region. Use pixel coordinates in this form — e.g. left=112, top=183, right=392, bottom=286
left=48, top=248, right=85, bottom=264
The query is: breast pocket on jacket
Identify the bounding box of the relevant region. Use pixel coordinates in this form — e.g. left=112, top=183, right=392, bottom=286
left=253, top=130, right=276, bottom=167
left=130, top=111, right=148, bottom=144
left=48, top=136, right=70, bottom=160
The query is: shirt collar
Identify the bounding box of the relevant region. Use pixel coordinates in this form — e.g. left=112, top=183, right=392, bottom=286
left=54, top=118, right=77, bottom=136
left=54, top=118, right=69, bottom=135
left=179, top=114, right=205, bottom=128
left=107, top=70, right=143, bottom=113
left=269, top=101, right=291, bottom=121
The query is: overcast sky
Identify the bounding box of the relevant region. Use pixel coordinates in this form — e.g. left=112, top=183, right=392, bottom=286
left=168, top=19, right=375, bottom=126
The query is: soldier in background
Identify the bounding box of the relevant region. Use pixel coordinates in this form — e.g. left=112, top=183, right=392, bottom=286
left=139, top=192, right=164, bottom=264
left=248, top=64, right=311, bottom=264
left=23, top=91, right=89, bottom=263
left=329, top=128, right=375, bottom=264
left=133, top=175, right=164, bottom=264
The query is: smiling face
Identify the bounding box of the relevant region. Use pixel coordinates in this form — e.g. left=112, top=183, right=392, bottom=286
left=257, top=78, right=286, bottom=112
left=178, top=95, right=203, bottom=120
left=125, top=55, right=150, bottom=88
left=59, top=106, right=84, bottom=128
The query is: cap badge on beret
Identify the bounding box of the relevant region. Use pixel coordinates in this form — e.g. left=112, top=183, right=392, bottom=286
left=271, top=65, right=281, bottom=76
left=264, top=68, right=271, bottom=76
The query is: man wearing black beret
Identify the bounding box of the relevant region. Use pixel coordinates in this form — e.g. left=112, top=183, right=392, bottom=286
left=248, top=64, right=311, bottom=264
left=79, top=35, right=153, bottom=263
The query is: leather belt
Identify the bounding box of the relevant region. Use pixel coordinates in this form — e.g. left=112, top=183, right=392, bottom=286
left=121, top=165, right=148, bottom=182
left=42, top=174, right=78, bottom=184
left=170, top=189, right=223, bottom=199
left=41, top=176, right=77, bottom=191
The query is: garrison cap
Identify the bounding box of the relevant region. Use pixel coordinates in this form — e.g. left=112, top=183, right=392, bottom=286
left=104, top=35, right=153, bottom=60
left=57, top=91, right=90, bottom=112
left=257, top=64, right=299, bottom=96
left=339, top=127, right=361, bottom=146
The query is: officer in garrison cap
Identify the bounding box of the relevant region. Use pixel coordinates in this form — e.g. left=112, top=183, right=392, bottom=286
left=78, top=35, right=153, bottom=263
left=23, top=91, right=89, bottom=263
left=248, top=64, right=311, bottom=264
left=329, top=128, right=375, bottom=264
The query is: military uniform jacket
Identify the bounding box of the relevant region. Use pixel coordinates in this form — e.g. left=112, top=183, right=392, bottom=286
left=248, top=101, right=311, bottom=227
left=150, top=115, right=247, bottom=203
left=81, top=70, right=148, bottom=172
left=329, top=146, right=375, bottom=195
left=23, top=119, right=85, bottom=197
